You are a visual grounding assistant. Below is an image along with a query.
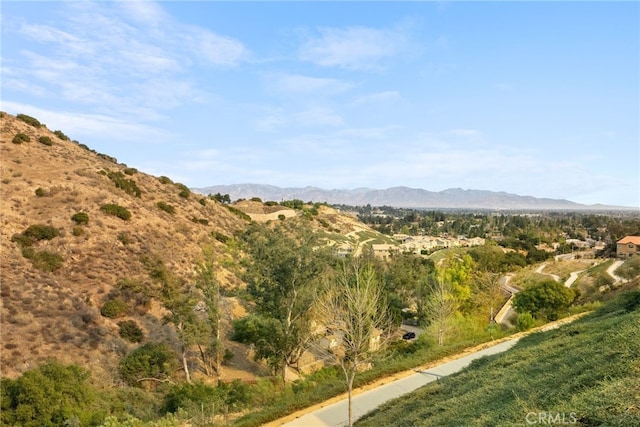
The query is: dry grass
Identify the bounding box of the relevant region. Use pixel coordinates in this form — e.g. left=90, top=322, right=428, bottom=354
left=1, top=111, right=248, bottom=379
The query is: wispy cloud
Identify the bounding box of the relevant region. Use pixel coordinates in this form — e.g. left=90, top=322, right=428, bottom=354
left=1, top=101, right=171, bottom=144
left=4, top=1, right=249, bottom=122
left=299, top=25, right=408, bottom=70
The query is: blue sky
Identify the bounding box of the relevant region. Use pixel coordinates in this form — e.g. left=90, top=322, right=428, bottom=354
left=2, top=1, right=638, bottom=207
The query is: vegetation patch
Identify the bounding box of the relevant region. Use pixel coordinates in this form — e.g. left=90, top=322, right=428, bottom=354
left=12, top=133, right=30, bottom=144
left=38, top=136, right=53, bottom=146
left=118, top=320, right=144, bottom=343
left=357, top=290, right=640, bottom=427
left=119, top=342, right=177, bottom=388
left=71, top=212, right=89, bottom=225
left=53, top=130, right=69, bottom=140
left=22, top=248, right=65, bottom=272
left=100, top=298, right=129, bottom=318
left=16, top=113, right=41, bottom=128
left=12, top=224, right=60, bottom=247
left=105, top=170, right=142, bottom=197
left=156, top=201, right=175, bottom=215
left=100, top=203, right=131, bottom=220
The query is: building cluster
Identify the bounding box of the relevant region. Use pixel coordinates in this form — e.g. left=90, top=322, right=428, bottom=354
left=369, top=235, right=486, bottom=258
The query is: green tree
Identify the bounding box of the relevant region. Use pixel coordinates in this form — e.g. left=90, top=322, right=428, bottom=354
left=194, top=246, right=224, bottom=379
left=237, top=222, right=328, bottom=382
left=0, top=362, right=95, bottom=427
left=512, top=280, right=577, bottom=321
left=120, top=343, right=178, bottom=388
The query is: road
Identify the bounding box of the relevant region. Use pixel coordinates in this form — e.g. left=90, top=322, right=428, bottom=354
left=279, top=339, right=520, bottom=427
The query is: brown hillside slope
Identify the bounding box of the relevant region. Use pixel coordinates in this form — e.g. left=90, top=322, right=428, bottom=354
left=0, top=112, right=247, bottom=379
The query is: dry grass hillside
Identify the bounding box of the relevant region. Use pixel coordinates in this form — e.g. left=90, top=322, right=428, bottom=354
left=0, top=112, right=249, bottom=380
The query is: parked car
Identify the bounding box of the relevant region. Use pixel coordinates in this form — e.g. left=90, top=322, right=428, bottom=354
left=402, top=331, right=416, bottom=340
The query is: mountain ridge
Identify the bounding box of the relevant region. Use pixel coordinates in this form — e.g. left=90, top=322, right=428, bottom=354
left=194, top=184, right=631, bottom=210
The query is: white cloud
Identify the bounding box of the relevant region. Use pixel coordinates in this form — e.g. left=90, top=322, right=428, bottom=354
left=299, top=26, right=407, bottom=70
left=6, top=1, right=248, bottom=122
left=1, top=101, right=170, bottom=144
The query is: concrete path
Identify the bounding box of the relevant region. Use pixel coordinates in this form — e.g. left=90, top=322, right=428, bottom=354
left=606, top=260, right=626, bottom=284
left=280, top=340, right=520, bottom=427
left=535, top=263, right=561, bottom=282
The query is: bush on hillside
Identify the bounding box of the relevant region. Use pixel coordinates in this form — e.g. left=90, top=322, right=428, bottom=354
left=23, top=224, right=60, bottom=241
left=118, top=320, right=144, bottom=343
left=124, top=167, right=138, bottom=175
left=100, top=298, right=128, bottom=318
left=12, top=133, right=30, bottom=144
left=106, top=170, right=142, bottom=197
left=71, top=212, right=89, bottom=225
left=35, top=187, right=46, bottom=197
left=0, top=361, right=96, bottom=427
left=100, top=204, right=131, bottom=220
left=156, top=201, right=175, bottom=215
left=158, top=176, right=173, bottom=185
left=53, top=130, right=69, bottom=140
left=119, top=342, right=177, bottom=388
left=176, top=183, right=190, bottom=199
left=16, top=113, right=41, bottom=128
left=38, top=136, right=53, bottom=146
left=23, top=249, right=65, bottom=272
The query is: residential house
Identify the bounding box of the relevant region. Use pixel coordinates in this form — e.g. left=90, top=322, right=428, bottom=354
left=616, top=236, right=640, bottom=259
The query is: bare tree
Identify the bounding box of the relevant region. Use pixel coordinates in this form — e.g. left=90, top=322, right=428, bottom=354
left=315, top=258, right=393, bottom=427
left=426, top=275, right=458, bottom=346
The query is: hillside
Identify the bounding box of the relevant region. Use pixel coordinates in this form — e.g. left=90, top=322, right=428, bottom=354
left=356, top=289, right=640, bottom=427
left=0, top=112, right=393, bottom=383
left=194, top=184, right=630, bottom=210
left=0, top=112, right=251, bottom=380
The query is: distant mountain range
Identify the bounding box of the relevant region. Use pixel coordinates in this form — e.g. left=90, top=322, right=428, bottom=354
left=193, top=184, right=630, bottom=210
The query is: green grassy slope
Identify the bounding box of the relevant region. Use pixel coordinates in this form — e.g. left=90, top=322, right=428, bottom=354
left=357, top=289, right=640, bottom=427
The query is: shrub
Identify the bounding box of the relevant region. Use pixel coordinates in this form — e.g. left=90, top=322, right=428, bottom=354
left=250, top=197, right=263, bottom=203
left=22, top=224, right=60, bottom=242
left=17, top=113, right=41, bottom=127
left=98, top=153, right=117, bottom=163
left=12, top=133, right=30, bottom=144
left=38, top=136, right=53, bottom=146
left=158, top=176, right=173, bottom=185
left=123, top=167, right=138, bottom=175
left=516, top=312, right=536, bottom=331
left=0, top=361, right=95, bottom=426
left=28, top=250, right=64, bottom=272
left=35, top=187, right=46, bottom=197
left=156, top=201, right=175, bottom=215
left=198, top=198, right=206, bottom=206
left=106, top=171, right=142, bottom=197
left=100, top=298, right=128, bottom=318
left=53, top=130, right=69, bottom=140
left=119, top=342, right=177, bottom=387
left=100, top=204, right=131, bottom=220
left=118, top=320, right=144, bottom=343
left=117, top=232, right=131, bottom=245
left=72, top=227, right=83, bottom=236
left=71, top=212, right=89, bottom=225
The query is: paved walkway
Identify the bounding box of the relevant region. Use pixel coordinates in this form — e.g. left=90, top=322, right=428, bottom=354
left=279, top=340, right=520, bottom=426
